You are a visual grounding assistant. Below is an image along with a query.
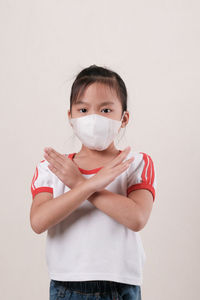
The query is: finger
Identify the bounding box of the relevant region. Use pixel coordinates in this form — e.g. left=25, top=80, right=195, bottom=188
left=109, top=146, right=132, bottom=168
left=115, top=156, right=134, bottom=171
left=43, top=148, right=64, bottom=170
left=44, top=147, right=66, bottom=166
left=44, top=147, right=66, bottom=163
left=47, top=164, right=57, bottom=173
left=47, top=164, right=63, bottom=178
left=126, top=157, right=135, bottom=163
left=49, top=147, right=67, bottom=161
left=113, top=157, right=134, bottom=175
left=121, top=156, right=134, bottom=166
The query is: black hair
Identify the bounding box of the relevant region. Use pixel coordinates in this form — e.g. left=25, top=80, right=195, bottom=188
left=69, top=64, right=128, bottom=117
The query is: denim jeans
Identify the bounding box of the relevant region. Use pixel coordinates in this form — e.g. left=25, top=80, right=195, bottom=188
left=49, top=279, right=141, bottom=300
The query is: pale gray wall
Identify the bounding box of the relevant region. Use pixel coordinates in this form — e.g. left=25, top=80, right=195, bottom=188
left=0, top=1, right=199, bottom=299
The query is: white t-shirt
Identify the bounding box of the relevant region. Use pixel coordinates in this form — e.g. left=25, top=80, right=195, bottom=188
left=31, top=149, right=157, bottom=286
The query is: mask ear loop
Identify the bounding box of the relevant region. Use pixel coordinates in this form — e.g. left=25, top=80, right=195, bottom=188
left=120, top=110, right=126, bottom=122
left=115, top=111, right=127, bottom=146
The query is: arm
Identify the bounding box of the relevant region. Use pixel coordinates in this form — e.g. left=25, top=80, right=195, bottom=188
left=31, top=180, right=95, bottom=234
left=38, top=146, right=138, bottom=232
left=87, top=188, right=154, bottom=232
left=87, top=189, right=141, bottom=231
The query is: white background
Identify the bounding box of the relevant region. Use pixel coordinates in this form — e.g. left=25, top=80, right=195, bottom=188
left=0, top=1, right=199, bottom=299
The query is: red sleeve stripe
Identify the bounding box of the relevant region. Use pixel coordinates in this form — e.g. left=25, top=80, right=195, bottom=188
left=148, top=155, right=155, bottom=185
left=31, top=187, right=53, bottom=199
left=140, top=152, right=155, bottom=186
left=31, top=166, right=38, bottom=191
left=31, top=160, right=47, bottom=191
left=146, top=155, right=152, bottom=185
left=140, top=153, right=148, bottom=184
left=127, top=183, right=155, bottom=201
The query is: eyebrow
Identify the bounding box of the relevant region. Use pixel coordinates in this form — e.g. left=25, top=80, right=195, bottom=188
left=74, top=100, right=115, bottom=106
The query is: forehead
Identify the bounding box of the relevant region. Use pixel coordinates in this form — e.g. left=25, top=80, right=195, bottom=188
left=74, top=82, right=121, bottom=106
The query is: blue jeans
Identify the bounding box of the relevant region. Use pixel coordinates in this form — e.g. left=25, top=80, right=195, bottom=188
left=49, top=279, right=141, bottom=300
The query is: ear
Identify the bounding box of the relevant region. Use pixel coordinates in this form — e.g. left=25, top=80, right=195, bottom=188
left=67, top=109, right=72, bottom=127
left=122, top=111, right=129, bottom=128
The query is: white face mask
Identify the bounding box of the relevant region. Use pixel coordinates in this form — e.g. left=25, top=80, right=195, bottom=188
left=69, top=111, right=126, bottom=151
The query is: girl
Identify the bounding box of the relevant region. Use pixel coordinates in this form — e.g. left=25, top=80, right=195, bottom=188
left=30, top=65, right=157, bottom=300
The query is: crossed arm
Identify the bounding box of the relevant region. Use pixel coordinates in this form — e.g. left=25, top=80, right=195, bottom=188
left=37, top=147, right=154, bottom=233
left=87, top=186, right=154, bottom=232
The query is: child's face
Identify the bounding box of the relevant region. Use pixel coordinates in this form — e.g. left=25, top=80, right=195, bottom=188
left=69, top=82, right=123, bottom=121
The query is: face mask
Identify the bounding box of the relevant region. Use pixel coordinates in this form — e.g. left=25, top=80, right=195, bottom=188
left=69, top=111, right=126, bottom=151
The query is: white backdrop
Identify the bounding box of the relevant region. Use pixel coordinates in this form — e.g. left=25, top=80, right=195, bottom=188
left=0, top=1, right=199, bottom=299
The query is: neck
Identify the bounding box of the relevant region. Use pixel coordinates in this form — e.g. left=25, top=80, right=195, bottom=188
left=76, top=143, right=120, bottom=159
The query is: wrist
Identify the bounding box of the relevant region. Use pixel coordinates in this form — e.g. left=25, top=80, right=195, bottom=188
left=78, top=178, right=97, bottom=198
left=73, top=177, right=96, bottom=195
left=73, top=177, right=87, bottom=188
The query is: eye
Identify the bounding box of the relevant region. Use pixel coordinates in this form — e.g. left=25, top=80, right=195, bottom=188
left=101, top=108, right=112, bottom=113
left=79, top=108, right=87, bottom=113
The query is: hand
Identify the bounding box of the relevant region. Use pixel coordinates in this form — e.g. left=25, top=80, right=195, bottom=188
left=43, top=147, right=85, bottom=189
left=87, top=146, right=134, bottom=193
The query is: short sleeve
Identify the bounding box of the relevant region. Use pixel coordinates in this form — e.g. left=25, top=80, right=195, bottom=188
left=31, top=159, right=54, bottom=200
left=127, top=152, right=157, bottom=202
